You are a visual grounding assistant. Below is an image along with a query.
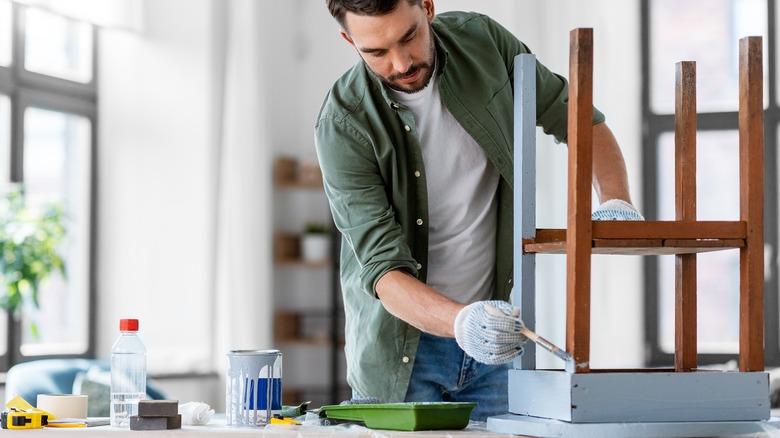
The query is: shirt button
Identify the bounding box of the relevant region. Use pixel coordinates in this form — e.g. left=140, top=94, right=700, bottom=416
left=404, top=125, right=411, bottom=132
left=416, top=218, right=423, bottom=225
left=391, top=103, right=399, bottom=109
left=416, top=263, right=422, bottom=270
left=414, top=171, right=421, bottom=177
left=402, top=356, right=410, bottom=363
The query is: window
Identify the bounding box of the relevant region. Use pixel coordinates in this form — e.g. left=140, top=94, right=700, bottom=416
left=0, top=1, right=10, bottom=68
left=1, top=1, right=96, bottom=370
left=642, top=0, right=779, bottom=366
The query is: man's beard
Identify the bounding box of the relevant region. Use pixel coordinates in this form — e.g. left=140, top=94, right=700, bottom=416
left=382, top=60, right=435, bottom=93
left=375, top=27, right=436, bottom=94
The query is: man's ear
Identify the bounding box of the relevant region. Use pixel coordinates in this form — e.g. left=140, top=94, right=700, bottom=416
left=340, top=29, right=356, bottom=48
left=423, top=0, right=435, bottom=23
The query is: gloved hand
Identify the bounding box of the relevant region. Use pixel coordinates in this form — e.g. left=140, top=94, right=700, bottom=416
left=453, top=300, right=527, bottom=364
left=592, top=199, right=644, bottom=221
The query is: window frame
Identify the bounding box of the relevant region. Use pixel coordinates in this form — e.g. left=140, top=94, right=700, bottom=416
left=641, top=0, right=780, bottom=367
left=1, top=1, right=97, bottom=370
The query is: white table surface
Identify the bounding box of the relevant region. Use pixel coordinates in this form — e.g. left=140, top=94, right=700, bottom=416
left=7, top=419, right=515, bottom=437
left=10, top=413, right=780, bottom=437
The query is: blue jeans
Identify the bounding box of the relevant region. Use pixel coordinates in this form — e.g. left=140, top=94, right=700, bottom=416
left=404, top=332, right=509, bottom=422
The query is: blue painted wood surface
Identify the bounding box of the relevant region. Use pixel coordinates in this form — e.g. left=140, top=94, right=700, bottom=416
left=489, top=413, right=780, bottom=437
left=508, top=369, right=769, bottom=423
left=512, top=53, right=538, bottom=372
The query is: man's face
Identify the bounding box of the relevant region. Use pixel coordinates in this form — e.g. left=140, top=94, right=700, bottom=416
left=341, top=0, right=436, bottom=93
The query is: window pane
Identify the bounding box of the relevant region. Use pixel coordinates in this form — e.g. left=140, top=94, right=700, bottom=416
left=20, top=107, right=91, bottom=355
left=650, top=0, right=767, bottom=113
left=656, top=131, right=740, bottom=221
left=0, top=95, right=9, bottom=186
left=0, top=308, right=5, bottom=357
left=24, top=8, right=93, bottom=83
left=0, top=0, right=11, bottom=67
left=0, top=97, right=8, bottom=361
left=658, top=252, right=740, bottom=354
left=0, top=94, right=6, bottom=358
left=656, top=131, right=740, bottom=354
left=0, top=95, right=8, bottom=358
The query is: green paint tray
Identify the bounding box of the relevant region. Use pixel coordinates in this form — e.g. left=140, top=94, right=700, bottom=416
left=318, top=402, right=477, bottom=431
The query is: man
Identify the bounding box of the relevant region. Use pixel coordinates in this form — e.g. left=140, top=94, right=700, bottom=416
left=315, top=0, right=642, bottom=421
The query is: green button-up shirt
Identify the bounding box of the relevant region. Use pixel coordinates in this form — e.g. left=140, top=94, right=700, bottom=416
left=314, top=11, right=604, bottom=403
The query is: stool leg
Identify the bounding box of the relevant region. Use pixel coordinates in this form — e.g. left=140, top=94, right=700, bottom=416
left=738, top=36, right=764, bottom=372
left=566, top=28, right=594, bottom=373
left=674, top=61, right=698, bottom=372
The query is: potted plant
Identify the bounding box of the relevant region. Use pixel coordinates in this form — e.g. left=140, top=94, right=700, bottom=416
left=300, top=222, right=330, bottom=262
left=0, top=186, right=66, bottom=336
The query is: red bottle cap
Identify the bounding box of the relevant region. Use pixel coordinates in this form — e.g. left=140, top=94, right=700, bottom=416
left=119, top=319, right=139, bottom=331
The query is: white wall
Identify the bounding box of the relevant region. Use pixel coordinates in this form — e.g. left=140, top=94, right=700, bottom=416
left=97, top=0, right=221, bottom=402
left=95, top=0, right=644, bottom=407
left=435, top=1, right=645, bottom=368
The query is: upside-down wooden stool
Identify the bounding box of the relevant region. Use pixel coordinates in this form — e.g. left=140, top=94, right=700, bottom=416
left=488, top=28, right=780, bottom=437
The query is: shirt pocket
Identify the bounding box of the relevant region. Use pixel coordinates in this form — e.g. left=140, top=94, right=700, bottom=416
left=485, top=78, right=514, bottom=173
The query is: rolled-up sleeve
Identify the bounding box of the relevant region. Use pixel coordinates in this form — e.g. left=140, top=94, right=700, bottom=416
left=315, top=114, right=419, bottom=298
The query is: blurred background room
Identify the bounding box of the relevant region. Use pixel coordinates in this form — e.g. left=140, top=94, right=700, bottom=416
left=0, top=0, right=777, bottom=412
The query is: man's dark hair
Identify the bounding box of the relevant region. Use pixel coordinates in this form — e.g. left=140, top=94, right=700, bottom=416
left=326, top=0, right=423, bottom=31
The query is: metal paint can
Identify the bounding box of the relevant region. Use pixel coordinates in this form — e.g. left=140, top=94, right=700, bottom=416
left=225, top=349, right=282, bottom=426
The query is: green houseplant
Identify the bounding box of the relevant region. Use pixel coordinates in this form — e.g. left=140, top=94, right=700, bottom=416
left=303, top=222, right=329, bottom=235
left=0, top=186, right=66, bottom=335
left=301, top=221, right=330, bottom=262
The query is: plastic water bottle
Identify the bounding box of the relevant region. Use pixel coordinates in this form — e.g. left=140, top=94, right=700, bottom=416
left=110, top=318, right=147, bottom=427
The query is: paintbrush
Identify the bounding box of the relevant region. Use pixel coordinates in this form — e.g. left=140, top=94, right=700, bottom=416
left=485, top=303, right=575, bottom=373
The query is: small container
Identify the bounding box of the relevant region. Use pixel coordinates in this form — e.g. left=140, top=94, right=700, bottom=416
left=225, top=349, right=282, bottom=426
left=110, top=318, right=147, bottom=428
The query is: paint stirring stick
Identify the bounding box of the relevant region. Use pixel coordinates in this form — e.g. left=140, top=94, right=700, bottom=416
left=485, top=303, right=575, bottom=373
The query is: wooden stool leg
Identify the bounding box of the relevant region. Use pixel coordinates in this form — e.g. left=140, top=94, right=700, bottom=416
left=738, top=36, right=764, bottom=372
left=566, top=28, right=593, bottom=373
left=675, top=61, right=698, bottom=372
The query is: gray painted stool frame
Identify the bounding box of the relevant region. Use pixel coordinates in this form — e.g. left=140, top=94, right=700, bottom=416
left=489, top=28, right=774, bottom=435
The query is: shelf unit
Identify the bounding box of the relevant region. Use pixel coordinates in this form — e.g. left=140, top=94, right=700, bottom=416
left=489, top=29, right=775, bottom=437
left=271, top=156, right=347, bottom=407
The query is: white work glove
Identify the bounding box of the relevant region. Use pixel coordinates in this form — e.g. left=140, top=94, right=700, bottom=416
left=453, top=300, right=527, bottom=365
left=592, top=199, right=644, bottom=221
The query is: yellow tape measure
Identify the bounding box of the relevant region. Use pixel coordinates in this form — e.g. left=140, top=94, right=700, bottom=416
left=2, top=394, right=55, bottom=429
left=270, top=415, right=301, bottom=425
left=1, top=410, right=50, bottom=429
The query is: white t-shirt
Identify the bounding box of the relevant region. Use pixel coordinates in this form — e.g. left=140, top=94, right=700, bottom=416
left=389, top=72, right=499, bottom=304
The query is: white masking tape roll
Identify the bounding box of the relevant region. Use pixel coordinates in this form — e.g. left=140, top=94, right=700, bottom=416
left=37, top=394, right=88, bottom=419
